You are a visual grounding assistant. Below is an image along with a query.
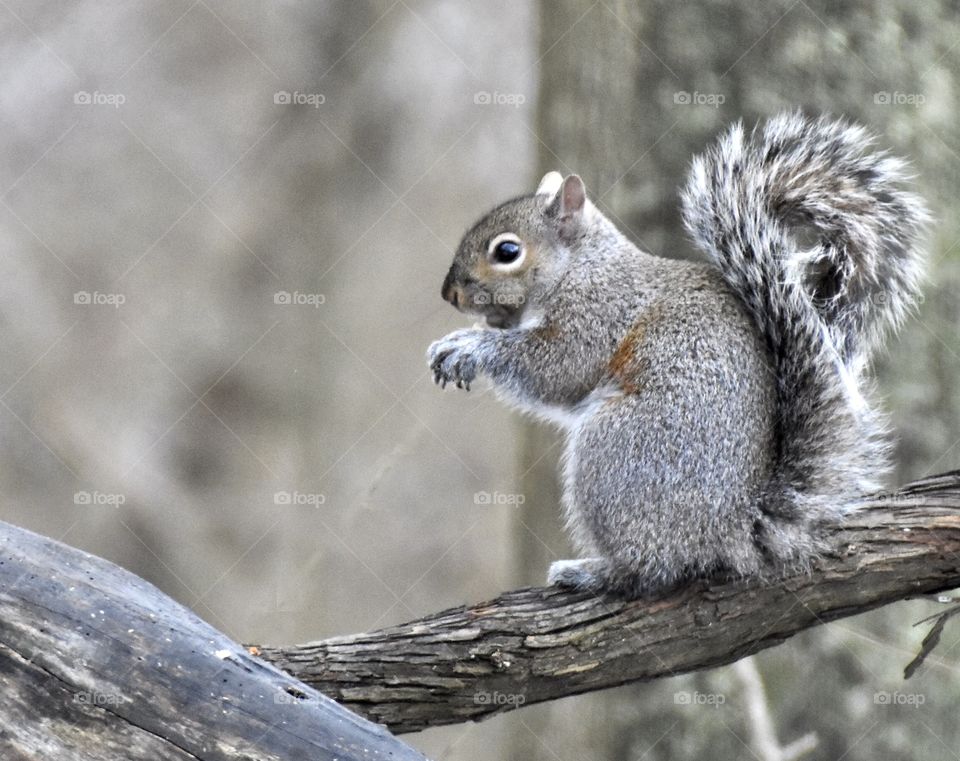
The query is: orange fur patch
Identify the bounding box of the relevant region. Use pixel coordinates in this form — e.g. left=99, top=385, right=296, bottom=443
left=607, top=310, right=659, bottom=394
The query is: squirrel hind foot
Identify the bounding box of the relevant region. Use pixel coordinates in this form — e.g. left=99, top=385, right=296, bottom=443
left=547, top=558, right=609, bottom=592
left=549, top=557, right=702, bottom=599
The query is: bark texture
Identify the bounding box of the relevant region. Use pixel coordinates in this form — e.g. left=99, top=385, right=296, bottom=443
left=256, top=473, right=960, bottom=733
left=2, top=474, right=958, bottom=753
left=0, top=521, right=427, bottom=761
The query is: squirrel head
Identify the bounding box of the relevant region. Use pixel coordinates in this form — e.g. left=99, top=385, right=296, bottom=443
left=440, top=171, right=596, bottom=328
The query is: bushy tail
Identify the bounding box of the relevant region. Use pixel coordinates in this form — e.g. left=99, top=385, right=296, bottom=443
left=681, top=112, right=929, bottom=558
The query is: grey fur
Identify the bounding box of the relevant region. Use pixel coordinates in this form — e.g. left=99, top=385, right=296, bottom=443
left=427, top=112, right=929, bottom=597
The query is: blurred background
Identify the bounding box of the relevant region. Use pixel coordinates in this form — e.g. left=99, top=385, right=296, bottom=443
left=2, top=1, right=960, bottom=759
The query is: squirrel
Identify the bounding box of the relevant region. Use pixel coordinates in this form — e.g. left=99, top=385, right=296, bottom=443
left=427, top=112, right=929, bottom=597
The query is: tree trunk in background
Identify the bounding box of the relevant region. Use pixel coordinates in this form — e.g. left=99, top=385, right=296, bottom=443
left=511, top=1, right=960, bottom=759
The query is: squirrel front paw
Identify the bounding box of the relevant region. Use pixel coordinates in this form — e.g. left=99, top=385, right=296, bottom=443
left=427, top=329, right=485, bottom=390
left=547, top=558, right=609, bottom=592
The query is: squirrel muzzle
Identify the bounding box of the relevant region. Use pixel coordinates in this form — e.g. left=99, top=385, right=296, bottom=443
left=441, top=268, right=463, bottom=309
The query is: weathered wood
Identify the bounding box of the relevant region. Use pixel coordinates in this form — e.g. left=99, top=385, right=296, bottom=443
left=0, top=522, right=428, bottom=761
left=255, top=472, right=960, bottom=734
left=3, top=473, right=959, bottom=751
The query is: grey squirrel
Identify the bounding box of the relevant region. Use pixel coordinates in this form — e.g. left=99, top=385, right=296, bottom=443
left=427, top=112, right=929, bottom=597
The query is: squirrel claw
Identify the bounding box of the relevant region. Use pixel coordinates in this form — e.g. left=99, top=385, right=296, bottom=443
left=426, top=330, right=482, bottom=391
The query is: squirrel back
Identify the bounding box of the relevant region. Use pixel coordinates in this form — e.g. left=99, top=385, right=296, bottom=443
left=682, top=112, right=929, bottom=558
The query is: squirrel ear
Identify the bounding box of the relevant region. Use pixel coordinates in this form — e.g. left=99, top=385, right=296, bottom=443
left=536, top=171, right=563, bottom=198
left=559, top=175, right=587, bottom=219
left=545, top=174, right=592, bottom=235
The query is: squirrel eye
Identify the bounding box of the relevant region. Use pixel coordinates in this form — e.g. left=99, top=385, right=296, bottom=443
left=493, top=240, right=521, bottom=264
left=487, top=234, right=525, bottom=268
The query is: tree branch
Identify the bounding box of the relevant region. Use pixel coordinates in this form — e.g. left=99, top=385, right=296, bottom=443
left=3, top=473, right=959, bottom=753
left=733, top=656, right=817, bottom=761
left=0, top=520, right=428, bottom=761
left=254, top=472, right=960, bottom=734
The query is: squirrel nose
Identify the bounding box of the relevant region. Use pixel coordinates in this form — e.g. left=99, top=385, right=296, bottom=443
left=441, top=271, right=463, bottom=309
